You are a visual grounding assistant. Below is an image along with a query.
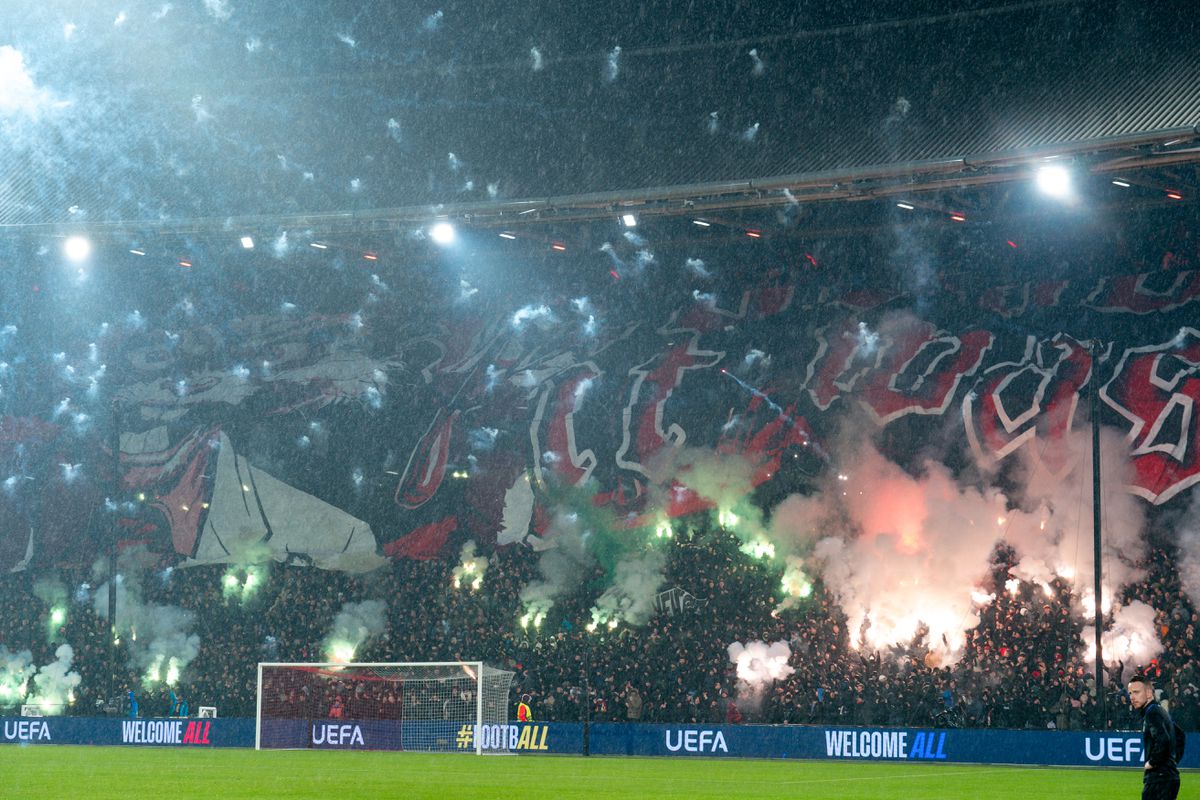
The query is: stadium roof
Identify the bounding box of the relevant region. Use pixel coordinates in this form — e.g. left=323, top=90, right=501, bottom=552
left=1, top=0, right=1198, bottom=237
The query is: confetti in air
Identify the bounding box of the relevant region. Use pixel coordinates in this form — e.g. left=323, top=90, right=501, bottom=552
left=191, top=96, right=211, bottom=123
left=203, top=0, right=233, bottom=21
left=748, top=48, right=765, bottom=75
left=605, top=46, right=621, bottom=82
left=685, top=258, right=712, bottom=279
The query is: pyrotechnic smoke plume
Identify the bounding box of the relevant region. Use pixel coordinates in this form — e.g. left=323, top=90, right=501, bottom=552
left=323, top=600, right=388, bottom=663
left=727, top=640, right=794, bottom=707
left=93, top=556, right=200, bottom=688
left=452, top=540, right=489, bottom=591
left=589, top=550, right=666, bottom=629
left=518, top=511, right=595, bottom=628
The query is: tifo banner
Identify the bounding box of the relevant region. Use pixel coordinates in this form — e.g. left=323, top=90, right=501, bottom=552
left=0, top=717, right=254, bottom=748
left=11, top=266, right=1200, bottom=569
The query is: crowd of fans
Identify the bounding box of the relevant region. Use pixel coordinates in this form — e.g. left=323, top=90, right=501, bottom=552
left=0, top=516, right=1195, bottom=733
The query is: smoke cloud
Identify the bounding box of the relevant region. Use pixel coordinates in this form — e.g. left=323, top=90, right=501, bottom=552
left=26, top=645, right=82, bottom=713
left=324, top=600, right=388, bottom=663
left=1175, top=491, right=1200, bottom=610
left=766, top=426, right=1147, bottom=663
left=588, top=549, right=666, bottom=629
left=452, top=540, right=489, bottom=591
left=727, top=640, right=794, bottom=707
left=94, top=561, right=200, bottom=688
left=519, top=511, right=595, bottom=628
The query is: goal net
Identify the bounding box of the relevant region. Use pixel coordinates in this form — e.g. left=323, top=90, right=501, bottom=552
left=256, top=662, right=515, bottom=753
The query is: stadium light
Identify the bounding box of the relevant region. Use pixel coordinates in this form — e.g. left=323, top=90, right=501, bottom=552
left=1036, top=164, right=1071, bottom=198
left=240, top=236, right=255, bottom=249
left=430, top=222, right=456, bottom=245
left=63, top=236, right=91, bottom=262
left=621, top=213, right=637, bottom=227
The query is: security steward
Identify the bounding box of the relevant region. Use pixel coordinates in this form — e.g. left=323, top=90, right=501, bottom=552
left=517, top=693, right=533, bottom=723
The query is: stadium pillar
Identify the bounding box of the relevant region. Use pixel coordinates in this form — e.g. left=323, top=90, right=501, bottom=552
left=1089, top=340, right=1106, bottom=728
left=108, top=401, right=121, bottom=710
left=582, top=645, right=590, bottom=757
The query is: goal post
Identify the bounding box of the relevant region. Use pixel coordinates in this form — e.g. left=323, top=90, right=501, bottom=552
left=255, top=662, right=515, bottom=753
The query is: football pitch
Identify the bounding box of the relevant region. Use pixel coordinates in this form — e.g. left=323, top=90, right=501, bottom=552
left=0, top=746, right=1176, bottom=800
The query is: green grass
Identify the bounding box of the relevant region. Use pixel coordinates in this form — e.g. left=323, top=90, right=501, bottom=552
left=0, top=746, right=1171, bottom=800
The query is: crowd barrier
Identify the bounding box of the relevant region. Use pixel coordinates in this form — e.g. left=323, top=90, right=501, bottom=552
left=3, top=716, right=1195, bottom=770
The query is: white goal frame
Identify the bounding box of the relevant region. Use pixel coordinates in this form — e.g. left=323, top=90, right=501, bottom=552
left=255, top=661, right=513, bottom=754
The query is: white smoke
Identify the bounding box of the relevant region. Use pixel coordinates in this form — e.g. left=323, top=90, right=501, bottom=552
left=423, top=10, right=444, bottom=31
left=1175, top=490, right=1200, bottom=610
left=519, top=512, right=595, bottom=628
left=0, top=646, right=36, bottom=707
left=588, top=550, right=666, bottom=629
left=1086, top=600, right=1163, bottom=679
left=707, top=111, right=719, bottom=135
left=94, top=564, right=200, bottom=688
left=26, top=645, right=82, bottom=713
left=741, top=123, right=760, bottom=142
left=530, top=47, right=544, bottom=71
left=451, top=540, right=489, bottom=591
left=727, top=640, right=794, bottom=706
left=324, top=600, right=388, bottom=663
left=768, top=427, right=1148, bottom=664
left=32, top=577, right=67, bottom=609
left=0, top=46, right=65, bottom=119
left=774, top=556, right=813, bottom=615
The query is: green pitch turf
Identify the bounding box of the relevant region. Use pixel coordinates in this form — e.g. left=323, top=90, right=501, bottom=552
left=0, top=746, right=1178, bottom=800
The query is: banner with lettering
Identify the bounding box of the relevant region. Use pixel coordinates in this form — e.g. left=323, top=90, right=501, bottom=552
left=7, top=265, right=1200, bottom=568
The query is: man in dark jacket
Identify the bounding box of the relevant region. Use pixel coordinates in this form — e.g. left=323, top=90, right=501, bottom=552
left=1128, top=675, right=1180, bottom=800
